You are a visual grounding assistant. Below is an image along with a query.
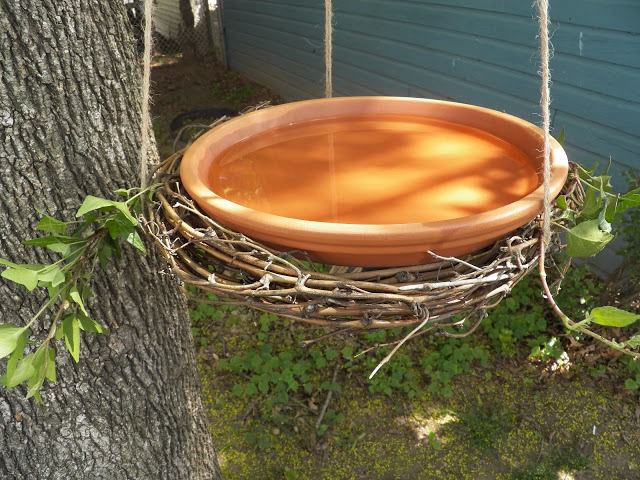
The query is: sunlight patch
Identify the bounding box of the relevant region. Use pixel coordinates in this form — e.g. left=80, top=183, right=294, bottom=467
left=557, top=471, right=576, bottom=480
left=397, top=412, right=456, bottom=446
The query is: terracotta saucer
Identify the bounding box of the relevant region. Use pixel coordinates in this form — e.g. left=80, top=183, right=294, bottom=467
left=180, top=97, right=568, bottom=267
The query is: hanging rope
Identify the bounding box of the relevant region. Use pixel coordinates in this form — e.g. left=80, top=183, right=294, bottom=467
left=140, top=0, right=154, bottom=187
left=531, top=1, right=636, bottom=359
left=536, top=0, right=553, bottom=248
left=324, top=0, right=333, bottom=98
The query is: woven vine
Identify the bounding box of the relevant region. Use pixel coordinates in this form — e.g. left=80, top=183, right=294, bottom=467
left=144, top=128, right=581, bottom=334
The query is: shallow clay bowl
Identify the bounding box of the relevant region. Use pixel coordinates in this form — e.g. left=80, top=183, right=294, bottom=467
left=180, top=97, right=568, bottom=267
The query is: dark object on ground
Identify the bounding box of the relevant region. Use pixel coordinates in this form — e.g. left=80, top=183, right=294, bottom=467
left=170, top=108, right=238, bottom=131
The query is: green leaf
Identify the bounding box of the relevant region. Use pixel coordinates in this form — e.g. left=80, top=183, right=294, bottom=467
left=126, top=231, right=146, bottom=253
left=76, top=196, right=137, bottom=225
left=47, top=284, right=62, bottom=302
left=76, top=195, right=118, bottom=218
left=54, top=324, right=64, bottom=341
left=624, top=378, right=639, bottom=391
left=245, top=382, right=258, bottom=397
left=558, top=208, right=576, bottom=222
left=589, top=307, right=640, bottom=328
left=585, top=174, right=613, bottom=192
left=325, top=348, right=338, bottom=361
left=36, top=215, right=68, bottom=234
left=45, top=347, right=56, bottom=382
left=258, top=376, right=269, bottom=394
left=0, top=329, right=28, bottom=385
left=63, top=315, right=81, bottom=363
left=626, top=335, right=640, bottom=349
left=566, top=220, right=614, bottom=258
left=97, top=243, right=113, bottom=270
left=0, top=324, right=27, bottom=358
left=3, top=353, right=36, bottom=388
left=580, top=175, right=612, bottom=220
left=26, top=345, right=48, bottom=399
left=0, top=258, right=20, bottom=268
left=341, top=346, right=353, bottom=359
left=78, top=314, right=106, bottom=334
left=1, top=266, right=39, bottom=291
left=112, top=240, right=123, bottom=259
left=556, top=195, right=567, bottom=210
left=231, top=384, right=244, bottom=396
left=580, top=185, right=602, bottom=220
left=114, top=188, right=133, bottom=198
left=607, top=188, right=640, bottom=222
left=619, top=189, right=640, bottom=211
left=113, top=202, right=137, bottom=225
left=37, top=265, right=66, bottom=288
left=46, top=243, right=73, bottom=255
left=69, top=285, right=89, bottom=316
left=105, top=214, right=135, bottom=240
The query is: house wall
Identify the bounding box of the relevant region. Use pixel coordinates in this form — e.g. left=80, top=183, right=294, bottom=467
left=154, top=0, right=183, bottom=40
left=223, top=0, right=640, bottom=186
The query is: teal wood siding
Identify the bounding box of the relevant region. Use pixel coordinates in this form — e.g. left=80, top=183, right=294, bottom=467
left=223, top=0, right=640, bottom=185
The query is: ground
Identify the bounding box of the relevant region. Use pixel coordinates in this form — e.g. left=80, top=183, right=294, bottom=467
left=151, top=58, right=640, bottom=480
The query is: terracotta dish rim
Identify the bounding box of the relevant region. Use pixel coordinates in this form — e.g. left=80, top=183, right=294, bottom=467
left=180, top=97, right=568, bottom=249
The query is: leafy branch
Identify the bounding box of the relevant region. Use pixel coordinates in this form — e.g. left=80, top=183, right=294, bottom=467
left=544, top=164, right=640, bottom=358
left=0, top=186, right=158, bottom=401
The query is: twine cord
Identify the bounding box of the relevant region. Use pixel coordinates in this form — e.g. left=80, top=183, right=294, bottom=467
left=324, top=0, right=333, bottom=98
left=536, top=0, right=552, bottom=247
left=140, top=0, right=154, bottom=188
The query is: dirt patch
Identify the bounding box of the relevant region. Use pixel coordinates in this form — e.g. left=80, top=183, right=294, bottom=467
left=150, top=56, right=281, bottom=157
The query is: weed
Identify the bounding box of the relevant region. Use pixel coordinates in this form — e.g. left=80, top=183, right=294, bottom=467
left=219, top=342, right=327, bottom=424
left=190, top=294, right=233, bottom=347
left=215, top=312, right=344, bottom=445
left=482, top=266, right=603, bottom=358
left=510, top=446, right=589, bottom=480
left=482, top=276, right=547, bottom=355
left=363, top=351, right=422, bottom=398
left=421, top=339, right=489, bottom=397
left=621, top=356, right=640, bottom=391
left=528, top=336, right=567, bottom=363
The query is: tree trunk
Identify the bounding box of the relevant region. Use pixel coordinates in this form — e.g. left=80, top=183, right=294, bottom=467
left=179, top=0, right=198, bottom=60
left=0, top=1, right=221, bottom=479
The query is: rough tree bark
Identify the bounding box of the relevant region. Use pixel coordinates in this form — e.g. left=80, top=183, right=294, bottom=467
left=0, top=1, right=222, bottom=479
